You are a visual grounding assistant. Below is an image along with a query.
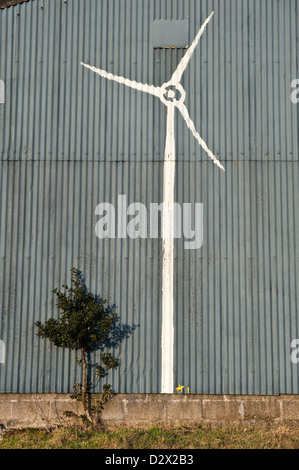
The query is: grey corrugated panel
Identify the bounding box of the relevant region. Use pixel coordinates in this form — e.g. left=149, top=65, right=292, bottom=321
left=173, top=161, right=299, bottom=394
left=1, top=159, right=298, bottom=394
left=0, top=0, right=298, bottom=394
left=1, top=0, right=297, bottom=164
left=0, top=0, right=297, bottom=161
left=0, top=160, right=164, bottom=393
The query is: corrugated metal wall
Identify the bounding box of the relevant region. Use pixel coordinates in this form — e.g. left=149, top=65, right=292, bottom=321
left=0, top=0, right=298, bottom=394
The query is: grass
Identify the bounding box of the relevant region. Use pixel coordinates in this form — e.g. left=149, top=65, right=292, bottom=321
left=0, top=424, right=299, bottom=449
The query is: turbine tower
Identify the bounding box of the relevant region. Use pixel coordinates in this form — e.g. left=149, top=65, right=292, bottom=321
left=81, top=11, right=225, bottom=394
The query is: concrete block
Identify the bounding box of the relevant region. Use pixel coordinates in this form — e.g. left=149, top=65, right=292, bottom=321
left=50, top=397, right=83, bottom=420
left=0, top=400, right=12, bottom=426
left=203, top=399, right=242, bottom=421
left=100, top=396, right=126, bottom=421
left=165, top=398, right=203, bottom=424
left=243, top=398, right=281, bottom=421
left=12, top=396, right=51, bottom=428
left=123, top=396, right=165, bottom=425
left=281, top=399, right=299, bottom=420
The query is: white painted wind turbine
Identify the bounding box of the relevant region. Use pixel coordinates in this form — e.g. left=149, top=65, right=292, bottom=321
left=81, top=11, right=225, bottom=394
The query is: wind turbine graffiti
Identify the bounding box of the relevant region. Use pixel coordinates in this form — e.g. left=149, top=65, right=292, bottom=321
left=81, top=11, right=225, bottom=394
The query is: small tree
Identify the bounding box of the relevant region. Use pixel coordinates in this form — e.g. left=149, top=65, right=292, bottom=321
left=35, top=268, right=118, bottom=425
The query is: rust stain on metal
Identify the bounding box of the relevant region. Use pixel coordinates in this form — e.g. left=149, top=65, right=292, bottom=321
left=0, top=0, right=31, bottom=9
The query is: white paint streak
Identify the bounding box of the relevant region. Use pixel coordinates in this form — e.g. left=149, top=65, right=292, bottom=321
left=80, top=63, right=162, bottom=99
left=169, top=11, right=214, bottom=86
left=161, top=106, right=175, bottom=393
left=177, top=102, right=225, bottom=171
left=0, top=340, right=5, bottom=364
left=0, top=80, right=4, bottom=104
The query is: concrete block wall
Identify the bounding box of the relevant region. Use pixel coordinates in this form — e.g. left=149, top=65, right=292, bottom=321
left=0, top=394, right=299, bottom=430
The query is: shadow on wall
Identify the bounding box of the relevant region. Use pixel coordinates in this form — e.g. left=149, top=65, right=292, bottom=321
left=86, top=296, right=139, bottom=390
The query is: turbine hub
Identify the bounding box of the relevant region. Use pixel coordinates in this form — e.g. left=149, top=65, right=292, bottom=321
left=160, top=83, right=186, bottom=106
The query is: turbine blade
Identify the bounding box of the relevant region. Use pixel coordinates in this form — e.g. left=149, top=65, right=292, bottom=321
left=81, top=62, right=161, bottom=98
left=177, top=103, right=225, bottom=171
left=169, top=11, right=214, bottom=86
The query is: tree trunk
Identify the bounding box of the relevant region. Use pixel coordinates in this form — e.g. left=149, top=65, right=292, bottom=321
left=81, top=347, right=91, bottom=421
